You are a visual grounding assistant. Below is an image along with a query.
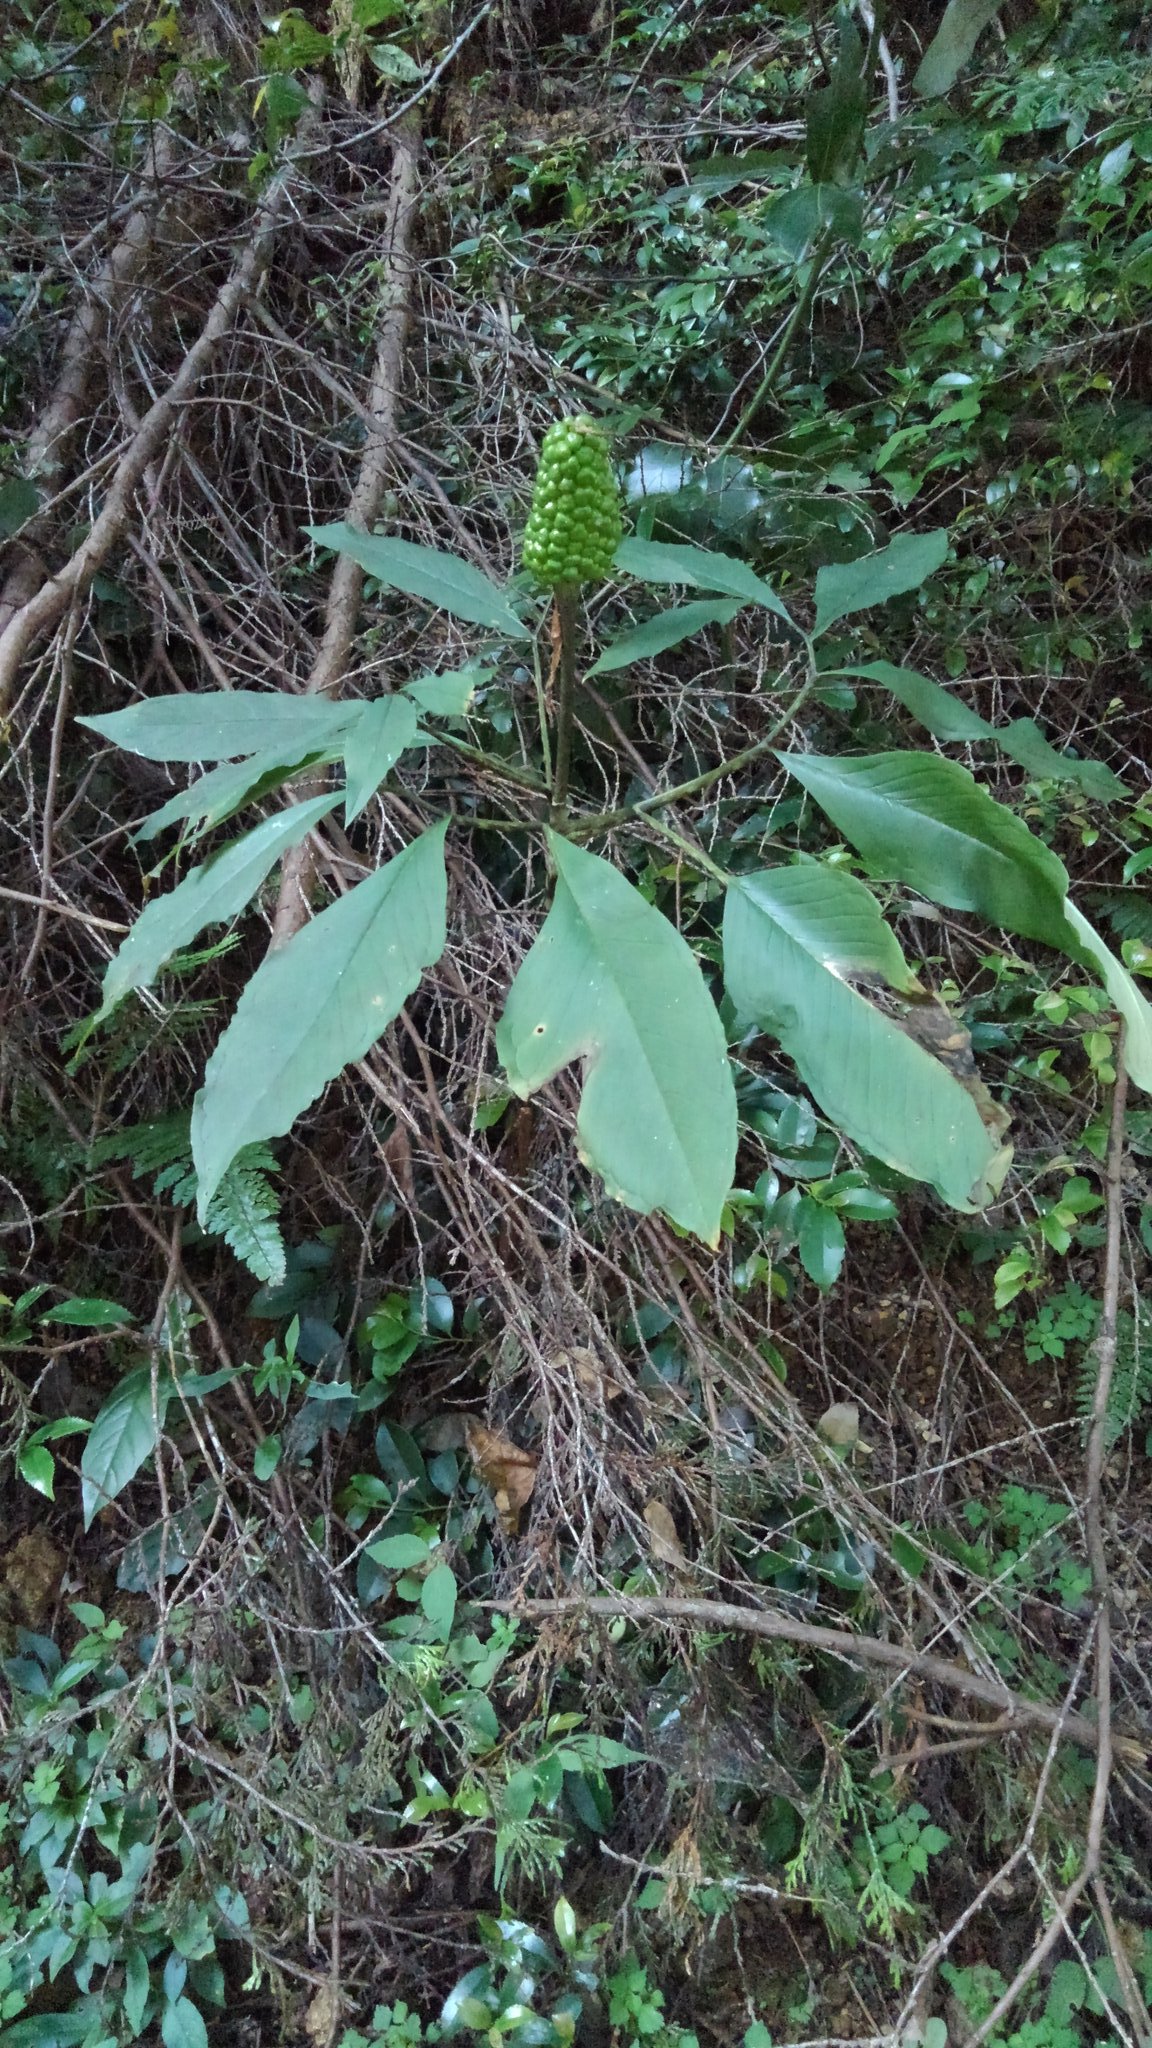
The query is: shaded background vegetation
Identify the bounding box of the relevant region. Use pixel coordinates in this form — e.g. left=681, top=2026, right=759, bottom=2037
left=2, top=3, right=1152, bottom=2046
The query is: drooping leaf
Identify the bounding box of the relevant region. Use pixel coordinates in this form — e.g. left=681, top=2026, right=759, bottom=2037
left=914, top=0, right=1002, bottom=97
left=841, top=662, right=1125, bottom=801
left=587, top=599, right=742, bottom=675
left=614, top=535, right=793, bottom=628
left=421, top=1561, right=457, bottom=1638
left=797, top=1198, right=846, bottom=1290
left=191, top=822, right=448, bottom=1221
left=764, top=182, right=863, bottom=259
left=496, top=833, right=737, bottom=1244
left=341, top=695, right=421, bottom=821
left=806, top=11, right=866, bottom=185
left=97, top=795, right=336, bottom=1022
left=724, top=865, right=1000, bottom=1208
left=779, top=750, right=1076, bottom=951
left=813, top=532, right=949, bottom=635
left=1061, top=903, right=1152, bottom=1094
left=305, top=523, right=529, bottom=637
left=81, top=1368, right=170, bottom=1529
left=79, top=691, right=352, bottom=762
left=134, top=746, right=341, bottom=844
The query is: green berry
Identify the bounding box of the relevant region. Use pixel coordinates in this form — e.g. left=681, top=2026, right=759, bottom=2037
left=522, top=416, right=622, bottom=589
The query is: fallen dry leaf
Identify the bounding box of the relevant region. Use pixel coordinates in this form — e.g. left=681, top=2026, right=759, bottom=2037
left=553, top=1345, right=625, bottom=1401
left=464, top=1419, right=538, bottom=1534
left=643, top=1499, right=685, bottom=1567
left=304, top=1982, right=341, bottom=2048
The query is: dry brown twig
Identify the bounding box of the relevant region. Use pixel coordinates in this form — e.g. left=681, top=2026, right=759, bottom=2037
left=269, top=115, right=422, bottom=948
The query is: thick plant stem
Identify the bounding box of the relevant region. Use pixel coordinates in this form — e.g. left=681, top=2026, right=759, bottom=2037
left=549, top=584, right=581, bottom=823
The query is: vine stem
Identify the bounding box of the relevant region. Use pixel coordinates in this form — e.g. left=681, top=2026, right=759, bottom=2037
left=550, top=583, right=581, bottom=823
left=719, top=224, right=838, bottom=457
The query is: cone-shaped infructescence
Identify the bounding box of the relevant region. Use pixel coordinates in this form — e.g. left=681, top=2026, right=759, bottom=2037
left=522, top=416, right=622, bottom=589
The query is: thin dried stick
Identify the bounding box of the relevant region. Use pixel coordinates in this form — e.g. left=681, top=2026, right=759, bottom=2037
left=269, top=116, right=421, bottom=947
left=482, top=1593, right=1141, bottom=1760
left=0, top=112, right=318, bottom=717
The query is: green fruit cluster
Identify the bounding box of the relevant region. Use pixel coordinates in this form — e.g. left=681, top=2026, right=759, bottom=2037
left=522, top=416, right=622, bottom=588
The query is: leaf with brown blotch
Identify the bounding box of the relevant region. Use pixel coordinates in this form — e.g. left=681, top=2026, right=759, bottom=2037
left=464, top=1418, right=538, bottom=1534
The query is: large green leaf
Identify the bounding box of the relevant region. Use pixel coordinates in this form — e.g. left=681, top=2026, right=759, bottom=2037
left=587, top=599, right=741, bottom=676
left=97, top=795, right=336, bottom=1022
left=79, top=691, right=352, bottom=762
left=305, top=523, right=529, bottom=637
left=724, top=865, right=1000, bottom=1208
left=191, top=822, right=448, bottom=1220
left=81, top=1367, right=171, bottom=1529
left=813, top=531, right=949, bottom=635
left=779, top=750, right=1076, bottom=951
left=496, top=833, right=737, bottom=1244
left=614, top=535, right=793, bottom=628
left=841, top=662, right=1124, bottom=801
left=1061, top=903, right=1152, bottom=1094
left=914, top=0, right=1002, bottom=96
left=805, top=11, right=866, bottom=185
left=342, top=695, right=422, bottom=821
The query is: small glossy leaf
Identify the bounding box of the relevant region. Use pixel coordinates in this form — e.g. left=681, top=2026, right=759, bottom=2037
left=123, top=1941, right=150, bottom=2036
left=587, top=599, right=741, bottom=675
left=724, top=866, right=999, bottom=1207
left=497, top=833, right=737, bottom=1244
left=367, top=1533, right=432, bottom=1568
left=797, top=1200, right=846, bottom=1289
left=161, top=1998, right=208, bottom=2048
left=79, top=692, right=351, bottom=763
left=253, top=1435, right=281, bottom=1481
left=814, top=532, right=949, bottom=634
left=192, top=823, right=448, bottom=1221
left=81, top=1368, right=170, bottom=1529
left=97, top=796, right=336, bottom=1021
left=842, top=662, right=1124, bottom=800
left=305, top=523, right=529, bottom=637
left=341, top=695, right=421, bottom=821
left=779, top=750, right=1075, bottom=951
left=19, top=1445, right=56, bottom=1498
left=615, top=535, right=793, bottom=627
left=42, top=1296, right=137, bottom=1326
left=403, top=664, right=488, bottom=715
left=421, top=1561, right=457, bottom=1637
left=914, top=0, right=1002, bottom=96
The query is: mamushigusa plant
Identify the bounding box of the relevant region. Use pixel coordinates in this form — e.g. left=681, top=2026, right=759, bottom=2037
left=73, top=417, right=1151, bottom=1518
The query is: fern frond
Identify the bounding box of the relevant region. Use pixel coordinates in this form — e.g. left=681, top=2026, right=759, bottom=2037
left=91, top=1112, right=283, bottom=1282
left=1076, top=1307, right=1152, bottom=1448
left=90, top=1110, right=192, bottom=1176
left=204, top=1153, right=286, bottom=1285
